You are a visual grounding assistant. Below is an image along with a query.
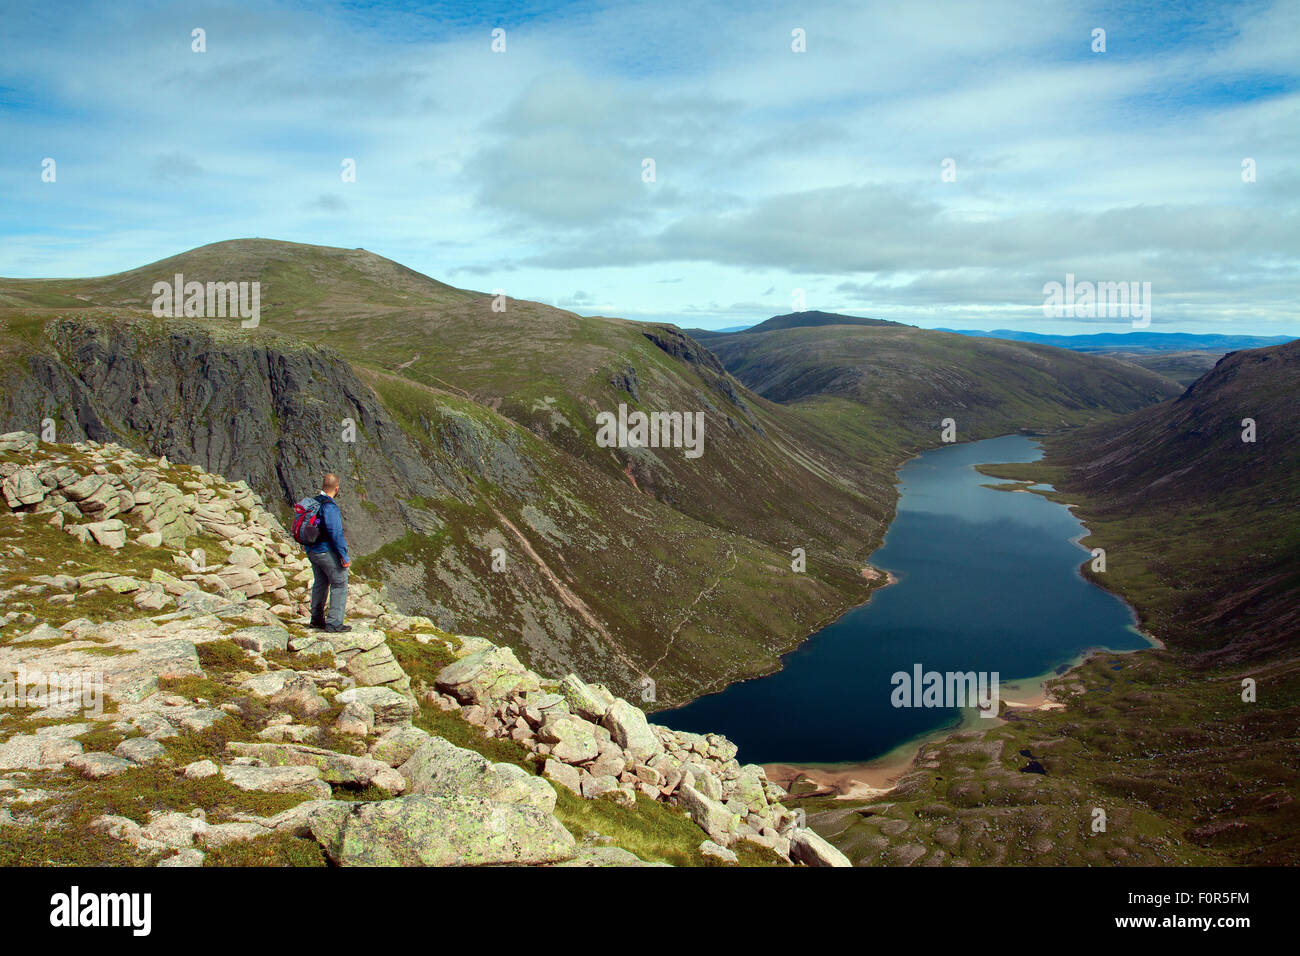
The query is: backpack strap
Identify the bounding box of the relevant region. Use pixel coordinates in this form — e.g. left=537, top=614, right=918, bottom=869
left=313, top=494, right=333, bottom=542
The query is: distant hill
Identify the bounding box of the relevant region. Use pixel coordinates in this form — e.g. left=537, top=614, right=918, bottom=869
left=1049, top=339, right=1300, bottom=661
left=1102, top=350, right=1225, bottom=386
left=935, top=329, right=1297, bottom=386
left=703, top=321, right=1182, bottom=457
left=746, top=311, right=902, bottom=335
left=937, top=328, right=1295, bottom=353
left=687, top=311, right=896, bottom=344
left=682, top=324, right=753, bottom=338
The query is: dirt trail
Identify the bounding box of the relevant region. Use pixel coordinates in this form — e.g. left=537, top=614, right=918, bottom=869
left=648, top=547, right=737, bottom=674
left=490, top=506, right=647, bottom=680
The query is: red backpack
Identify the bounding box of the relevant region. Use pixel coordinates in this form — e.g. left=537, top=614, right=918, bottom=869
left=292, top=495, right=325, bottom=545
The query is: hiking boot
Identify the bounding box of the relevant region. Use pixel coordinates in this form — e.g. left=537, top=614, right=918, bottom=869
left=325, top=624, right=353, bottom=633
left=308, top=618, right=327, bottom=630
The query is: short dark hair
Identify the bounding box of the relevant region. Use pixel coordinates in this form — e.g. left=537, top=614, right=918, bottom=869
left=322, top=473, right=340, bottom=492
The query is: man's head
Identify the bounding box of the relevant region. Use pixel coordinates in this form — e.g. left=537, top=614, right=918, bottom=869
left=321, top=473, right=340, bottom=498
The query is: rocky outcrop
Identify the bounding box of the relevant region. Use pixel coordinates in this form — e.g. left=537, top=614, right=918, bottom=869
left=306, top=795, right=576, bottom=867
left=0, top=432, right=844, bottom=867
left=431, top=634, right=807, bottom=861
left=0, top=432, right=586, bottom=866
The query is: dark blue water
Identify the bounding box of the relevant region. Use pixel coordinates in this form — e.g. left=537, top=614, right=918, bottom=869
left=658, top=435, right=1147, bottom=764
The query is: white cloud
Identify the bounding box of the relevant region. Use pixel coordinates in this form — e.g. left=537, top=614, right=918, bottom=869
left=0, top=0, right=1295, bottom=334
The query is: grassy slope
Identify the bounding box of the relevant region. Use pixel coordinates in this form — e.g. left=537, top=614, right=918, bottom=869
left=801, top=342, right=1300, bottom=865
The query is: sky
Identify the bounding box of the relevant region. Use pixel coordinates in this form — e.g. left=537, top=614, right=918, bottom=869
left=1, top=0, right=1296, bottom=334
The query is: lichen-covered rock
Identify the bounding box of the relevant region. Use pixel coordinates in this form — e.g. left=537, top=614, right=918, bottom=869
left=114, top=737, right=167, bottom=765
left=84, top=518, right=127, bottom=549
left=0, top=431, right=37, bottom=453
left=0, top=724, right=89, bottom=770
left=227, top=743, right=406, bottom=794
left=559, top=673, right=614, bottom=721
left=343, top=685, right=415, bottom=730
left=68, top=752, right=132, bottom=779
left=183, top=760, right=219, bottom=780
left=601, top=699, right=663, bottom=762
left=368, top=725, right=430, bottom=767
left=542, top=758, right=582, bottom=796
left=307, top=795, right=576, bottom=867
left=536, top=715, right=601, bottom=765
left=699, top=839, right=738, bottom=863
left=677, top=782, right=740, bottom=846
left=228, top=625, right=290, bottom=654
left=399, top=736, right=556, bottom=813
left=196, top=822, right=268, bottom=850
left=556, top=845, right=669, bottom=867
left=790, top=827, right=854, bottom=867
left=436, top=646, right=539, bottom=707
left=221, top=763, right=331, bottom=797
left=335, top=700, right=374, bottom=736
left=2, top=468, right=45, bottom=508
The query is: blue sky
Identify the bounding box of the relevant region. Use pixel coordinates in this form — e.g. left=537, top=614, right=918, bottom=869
left=1, top=0, right=1296, bottom=334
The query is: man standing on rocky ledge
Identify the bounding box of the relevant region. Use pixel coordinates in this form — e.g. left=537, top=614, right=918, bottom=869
left=306, top=472, right=352, bottom=633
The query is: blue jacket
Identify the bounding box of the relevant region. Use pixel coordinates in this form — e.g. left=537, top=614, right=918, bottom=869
left=305, top=494, right=349, bottom=564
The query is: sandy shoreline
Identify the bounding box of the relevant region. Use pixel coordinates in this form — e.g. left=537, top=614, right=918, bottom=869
left=860, top=566, right=898, bottom=586
left=761, top=680, right=1069, bottom=801
left=765, top=747, right=918, bottom=799
left=761, top=637, right=1164, bottom=801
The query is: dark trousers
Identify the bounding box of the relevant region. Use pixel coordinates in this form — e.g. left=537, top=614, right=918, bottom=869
left=308, top=549, right=348, bottom=627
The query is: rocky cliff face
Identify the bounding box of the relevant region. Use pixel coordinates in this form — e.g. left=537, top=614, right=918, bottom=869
left=0, top=431, right=848, bottom=866
left=2, top=316, right=467, bottom=555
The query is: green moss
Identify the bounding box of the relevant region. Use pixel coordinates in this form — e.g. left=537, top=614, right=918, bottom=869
left=551, top=788, right=785, bottom=867
left=76, top=724, right=130, bottom=753
left=264, top=647, right=332, bottom=670
left=159, top=675, right=240, bottom=707
left=386, top=632, right=457, bottom=691
left=0, top=820, right=155, bottom=867
left=80, top=645, right=135, bottom=657
left=0, top=765, right=314, bottom=866
left=203, top=832, right=329, bottom=867
left=196, top=640, right=257, bottom=674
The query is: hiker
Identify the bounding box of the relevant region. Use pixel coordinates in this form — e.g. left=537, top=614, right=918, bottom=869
left=293, top=473, right=352, bottom=633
